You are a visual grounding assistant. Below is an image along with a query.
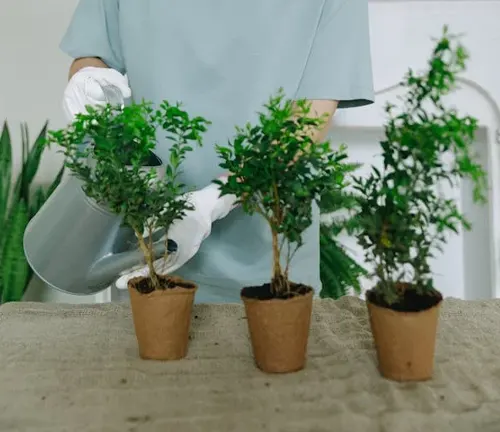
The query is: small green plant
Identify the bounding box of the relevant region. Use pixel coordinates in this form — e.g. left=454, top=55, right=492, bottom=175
left=353, top=26, right=488, bottom=307
left=215, top=89, right=351, bottom=296
left=48, top=101, right=210, bottom=291
left=0, top=122, right=64, bottom=303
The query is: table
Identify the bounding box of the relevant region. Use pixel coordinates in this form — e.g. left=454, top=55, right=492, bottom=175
left=1, top=297, right=500, bottom=431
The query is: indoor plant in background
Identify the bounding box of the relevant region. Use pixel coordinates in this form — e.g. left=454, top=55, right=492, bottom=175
left=0, top=121, right=64, bottom=303
left=319, top=163, right=367, bottom=299
left=215, top=89, right=352, bottom=373
left=48, top=100, right=210, bottom=360
left=353, top=26, right=488, bottom=381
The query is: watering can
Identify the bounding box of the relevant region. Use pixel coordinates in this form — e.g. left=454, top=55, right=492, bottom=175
left=23, top=152, right=178, bottom=296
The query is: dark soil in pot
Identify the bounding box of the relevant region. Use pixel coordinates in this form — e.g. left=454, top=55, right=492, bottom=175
left=128, top=275, right=197, bottom=361
left=241, top=282, right=312, bottom=300
left=366, top=285, right=443, bottom=382
left=133, top=274, right=196, bottom=294
left=241, top=282, right=314, bottom=374
left=366, top=287, right=442, bottom=312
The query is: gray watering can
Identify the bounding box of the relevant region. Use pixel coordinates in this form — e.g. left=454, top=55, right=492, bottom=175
left=23, top=153, right=178, bottom=296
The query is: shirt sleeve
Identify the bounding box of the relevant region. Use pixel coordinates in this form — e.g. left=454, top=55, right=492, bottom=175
left=60, top=0, right=126, bottom=74
left=295, top=0, right=374, bottom=109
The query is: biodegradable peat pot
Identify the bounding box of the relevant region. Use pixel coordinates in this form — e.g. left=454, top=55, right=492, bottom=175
left=366, top=286, right=443, bottom=382
left=128, top=275, right=197, bottom=361
left=241, top=283, right=314, bottom=374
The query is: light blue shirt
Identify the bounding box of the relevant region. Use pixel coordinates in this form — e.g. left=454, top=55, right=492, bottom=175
left=61, top=0, right=374, bottom=303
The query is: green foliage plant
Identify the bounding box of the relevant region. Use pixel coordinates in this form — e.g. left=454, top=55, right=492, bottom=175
left=353, top=27, right=488, bottom=309
left=0, top=122, right=64, bottom=302
left=318, top=163, right=367, bottom=299
left=215, top=89, right=352, bottom=297
left=48, top=101, right=210, bottom=292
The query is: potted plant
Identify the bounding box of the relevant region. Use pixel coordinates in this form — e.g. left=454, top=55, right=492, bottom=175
left=48, top=100, right=210, bottom=360
left=1, top=121, right=64, bottom=303
left=353, top=27, right=488, bottom=381
left=215, top=89, right=351, bottom=373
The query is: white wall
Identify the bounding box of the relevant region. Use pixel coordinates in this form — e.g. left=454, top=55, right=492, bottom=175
left=0, top=0, right=75, bottom=181
left=2, top=0, right=500, bottom=302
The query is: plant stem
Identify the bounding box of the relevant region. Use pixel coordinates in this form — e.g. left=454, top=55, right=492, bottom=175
left=284, top=242, right=299, bottom=283
left=136, top=230, right=160, bottom=290
left=269, top=180, right=289, bottom=295
left=271, top=227, right=288, bottom=295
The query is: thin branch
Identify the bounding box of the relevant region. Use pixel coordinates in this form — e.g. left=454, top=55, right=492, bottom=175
left=284, top=242, right=300, bottom=281
left=279, top=235, right=286, bottom=255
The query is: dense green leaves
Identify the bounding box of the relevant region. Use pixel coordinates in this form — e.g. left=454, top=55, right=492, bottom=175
left=353, top=26, right=488, bottom=304
left=215, top=89, right=352, bottom=295
left=48, top=100, right=210, bottom=289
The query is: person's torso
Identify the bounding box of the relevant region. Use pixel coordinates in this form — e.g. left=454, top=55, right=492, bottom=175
left=118, top=0, right=327, bottom=177
left=117, top=0, right=325, bottom=299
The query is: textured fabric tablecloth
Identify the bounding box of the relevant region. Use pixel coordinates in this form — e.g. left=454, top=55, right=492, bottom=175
left=1, top=296, right=500, bottom=432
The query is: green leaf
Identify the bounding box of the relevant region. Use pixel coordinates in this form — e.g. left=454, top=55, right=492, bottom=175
left=0, top=121, right=12, bottom=230
left=29, top=187, right=47, bottom=220
left=46, top=164, right=65, bottom=197
left=24, top=122, right=49, bottom=185
left=1, top=199, right=29, bottom=302
left=12, top=122, right=49, bottom=207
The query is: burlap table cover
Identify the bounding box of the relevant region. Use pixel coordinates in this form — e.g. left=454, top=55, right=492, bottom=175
left=1, top=296, right=500, bottom=432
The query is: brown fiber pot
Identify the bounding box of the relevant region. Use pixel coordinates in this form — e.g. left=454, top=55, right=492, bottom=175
left=367, top=299, right=442, bottom=381
left=128, top=276, right=197, bottom=361
left=241, top=289, right=313, bottom=373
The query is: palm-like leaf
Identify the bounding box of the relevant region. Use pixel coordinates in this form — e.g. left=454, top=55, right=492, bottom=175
left=318, top=162, right=367, bottom=299
left=319, top=224, right=366, bottom=299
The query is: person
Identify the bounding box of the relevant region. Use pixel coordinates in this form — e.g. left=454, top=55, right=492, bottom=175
left=60, top=0, right=374, bottom=303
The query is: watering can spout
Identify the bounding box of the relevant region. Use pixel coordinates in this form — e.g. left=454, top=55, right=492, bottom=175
left=86, top=239, right=177, bottom=289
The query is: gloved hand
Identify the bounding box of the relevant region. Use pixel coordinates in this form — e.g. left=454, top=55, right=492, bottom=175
left=63, top=66, right=132, bottom=122
left=115, top=177, right=237, bottom=289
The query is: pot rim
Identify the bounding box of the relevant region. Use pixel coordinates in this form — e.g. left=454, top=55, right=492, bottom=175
left=366, top=297, right=443, bottom=316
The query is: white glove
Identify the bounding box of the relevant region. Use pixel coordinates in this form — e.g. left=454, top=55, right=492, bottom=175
left=115, top=178, right=237, bottom=289
left=63, top=66, right=132, bottom=122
